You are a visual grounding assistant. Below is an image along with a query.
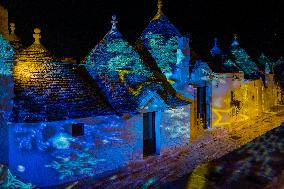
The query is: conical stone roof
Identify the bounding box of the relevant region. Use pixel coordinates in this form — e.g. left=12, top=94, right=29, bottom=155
left=11, top=28, right=115, bottom=122
left=139, top=0, right=181, bottom=81
left=14, top=28, right=54, bottom=64
left=85, top=15, right=153, bottom=113
left=12, top=61, right=115, bottom=122
left=227, top=35, right=259, bottom=77
left=85, top=15, right=190, bottom=113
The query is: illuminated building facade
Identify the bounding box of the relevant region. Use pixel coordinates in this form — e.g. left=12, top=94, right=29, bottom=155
left=208, top=36, right=282, bottom=130
left=0, top=1, right=283, bottom=188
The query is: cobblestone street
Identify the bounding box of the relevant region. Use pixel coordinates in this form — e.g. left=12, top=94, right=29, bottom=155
left=64, top=105, right=284, bottom=189
left=162, top=117, right=284, bottom=189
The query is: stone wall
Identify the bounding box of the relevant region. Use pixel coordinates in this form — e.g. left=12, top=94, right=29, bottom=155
left=161, top=105, right=190, bottom=151
left=8, top=115, right=142, bottom=187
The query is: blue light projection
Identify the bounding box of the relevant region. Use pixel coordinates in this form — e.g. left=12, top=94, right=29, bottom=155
left=85, top=15, right=157, bottom=112
left=223, top=58, right=241, bottom=73
left=12, top=61, right=115, bottom=122
left=265, top=63, right=271, bottom=74
left=227, top=35, right=259, bottom=77
left=230, top=48, right=258, bottom=75
left=85, top=15, right=153, bottom=81
left=9, top=115, right=144, bottom=186
left=258, top=53, right=283, bottom=74
left=45, top=148, right=106, bottom=180
left=0, top=34, right=14, bottom=76
left=14, top=123, right=50, bottom=151
left=140, top=17, right=181, bottom=82
left=0, top=168, right=34, bottom=189
left=161, top=106, right=190, bottom=150
left=190, top=60, right=213, bottom=85
left=85, top=15, right=188, bottom=112
left=50, top=133, right=74, bottom=150
left=210, top=38, right=223, bottom=57
left=142, top=176, right=157, bottom=189
left=258, top=53, right=272, bottom=71
left=1, top=3, right=281, bottom=189
left=138, top=0, right=182, bottom=84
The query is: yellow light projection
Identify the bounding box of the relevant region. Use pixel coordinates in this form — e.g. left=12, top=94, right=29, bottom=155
left=212, top=83, right=257, bottom=128
left=186, top=163, right=211, bottom=189
left=212, top=76, right=281, bottom=130
left=118, top=69, right=130, bottom=82
left=14, top=28, right=54, bottom=65
left=13, top=28, right=55, bottom=83
left=152, top=0, right=164, bottom=20
left=212, top=107, right=250, bottom=127
left=118, top=69, right=155, bottom=96
left=13, top=62, right=44, bottom=82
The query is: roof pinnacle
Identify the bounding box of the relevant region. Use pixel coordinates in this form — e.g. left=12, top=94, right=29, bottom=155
left=157, top=0, right=163, bottom=16
left=234, top=34, right=238, bottom=40
left=10, top=23, right=16, bottom=35
left=153, top=0, right=164, bottom=20
left=214, top=37, right=218, bottom=47
left=111, top=15, right=118, bottom=30
left=231, top=34, right=239, bottom=47
left=210, top=37, right=222, bottom=57
left=33, top=28, right=41, bottom=44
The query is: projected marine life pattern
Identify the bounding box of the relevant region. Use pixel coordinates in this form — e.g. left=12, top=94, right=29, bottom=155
left=258, top=53, right=273, bottom=72
left=45, top=148, right=106, bottom=180
left=0, top=169, right=34, bottom=189
left=10, top=116, right=143, bottom=185
left=0, top=1, right=282, bottom=188
left=212, top=81, right=252, bottom=128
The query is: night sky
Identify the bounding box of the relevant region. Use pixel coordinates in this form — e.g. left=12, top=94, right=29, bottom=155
left=2, top=0, right=284, bottom=60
